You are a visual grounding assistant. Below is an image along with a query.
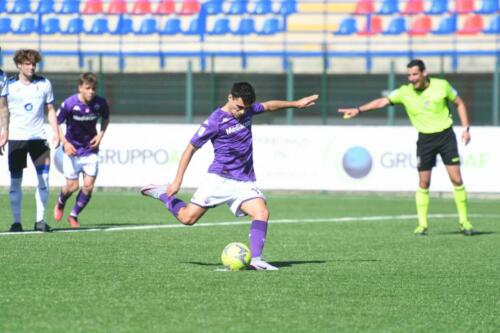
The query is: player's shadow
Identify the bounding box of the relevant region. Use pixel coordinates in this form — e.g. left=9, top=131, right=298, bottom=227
left=185, top=260, right=328, bottom=268
left=438, top=230, right=493, bottom=236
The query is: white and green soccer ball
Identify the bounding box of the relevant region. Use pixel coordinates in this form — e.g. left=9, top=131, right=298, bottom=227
left=221, top=242, right=251, bottom=271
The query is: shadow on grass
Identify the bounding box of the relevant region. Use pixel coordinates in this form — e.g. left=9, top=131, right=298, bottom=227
left=184, top=259, right=379, bottom=268
left=437, top=230, right=494, bottom=236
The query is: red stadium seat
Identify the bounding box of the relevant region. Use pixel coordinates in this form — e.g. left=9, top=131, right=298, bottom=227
left=107, top=0, right=127, bottom=14
left=402, top=0, right=424, bottom=15
left=131, top=0, right=152, bottom=14
left=408, top=15, right=432, bottom=35
left=82, top=0, right=103, bottom=14
left=358, top=16, right=382, bottom=35
left=455, top=0, right=474, bottom=14
left=178, top=0, right=200, bottom=15
left=457, top=14, right=483, bottom=34
left=155, top=0, right=175, bottom=14
left=353, top=0, right=374, bottom=14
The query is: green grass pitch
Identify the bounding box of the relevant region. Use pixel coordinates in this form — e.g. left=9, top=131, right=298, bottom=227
left=0, top=190, right=499, bottom=332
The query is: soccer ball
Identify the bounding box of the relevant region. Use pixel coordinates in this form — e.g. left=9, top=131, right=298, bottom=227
left=221, top=242, right=251, bottom=271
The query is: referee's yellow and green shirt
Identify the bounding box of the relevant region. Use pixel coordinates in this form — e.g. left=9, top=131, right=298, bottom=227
left=387, top=78, right=457, bottom=134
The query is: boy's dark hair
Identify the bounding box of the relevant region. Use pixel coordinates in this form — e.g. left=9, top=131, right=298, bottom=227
left=79, top=72, right=98, bottom=89
left=13, top=49, right=42, bottom=65
left=230, top=82, right=256, bottom=105
left=407, top=59, right=426, bottom=72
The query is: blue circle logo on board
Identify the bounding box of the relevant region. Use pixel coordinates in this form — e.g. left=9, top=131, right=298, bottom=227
left=24, top=103, right=33, bottom=111
left=342, top=146, right=373, bottom=179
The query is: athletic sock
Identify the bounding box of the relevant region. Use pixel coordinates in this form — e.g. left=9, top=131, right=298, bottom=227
left=159, top=193, right=186, bottom=217
left=70, top=190, right=91, bottom=217
left=57, top=190, right=73, bottom=208
left=415, top=188, right=429, bottom=228
left=9, top=174, right=23, bottom=224
left=453, top=185, right=469, bottom=224
left=249, top=220, right=268, bottom=258
left=35, top=166, right=50, bottom=222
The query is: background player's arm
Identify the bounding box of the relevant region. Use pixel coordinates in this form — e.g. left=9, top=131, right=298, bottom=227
left=453, top=95, right=471, bottom=145
left=90, top=116, right=110, bottom=148
left=338, top=97, right=391, bottom=118
left=261, top=94, right=318, bottom=112
left=58, top=125, right=77, bottom=156
left=47, top=103, right=60, bottom=147
left=0, top=96, right=8, bottom=152
left=167, top=143, right=199, bottom=197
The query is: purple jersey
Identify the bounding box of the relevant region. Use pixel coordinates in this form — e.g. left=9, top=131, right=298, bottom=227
left=57, top=94, right=109, bottom=157
left=191, top=103, right=265, bottom=181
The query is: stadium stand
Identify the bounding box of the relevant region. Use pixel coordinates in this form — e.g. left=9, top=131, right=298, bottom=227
left=160, top=17, right=182, bottom=34
left=131, top=0, right=152, bottom=14
left=155, top=0, right=175, bottom=14
left=408, top=15, right=432, bottom=35
left=10, top=0, right=30, bottom=13
left=475, top=0, right=499, bottom=14
left=0, top=0, right=6, bottom=12
left=36, top=0, right=55, bottom=14
left=353, top=0, right=374, bottom=14
left=61, top=16, right=84, bottom=34
left=0, top=17, right=11, bottom=33
left=13, top=16, right=36, bottom=33
left=376, top=0, right=398, bottom=15
left=251, top=0, right=273, bottom=15
left=483, top=15, right=500, bottom=34
left=226, top=0, right=247, bottom=15
left=432, top=14, right=457, bottom=34
left=208, top=16, right=230, bottom=34
left=107, top=0, right=127, bottom=14
left=457, top=14, right=483, bottom=34
left=204, top=0, right=223, bottom=14
left=425, top=0, right=448, bottom=15
left=358, top=15, right=382, bottom=35
left=178, top=0, right=200, bottom=15
left=41, top=17, right=61, bottom=34
left=401, top=0, right=424, bottom=15
left=58, top=0, right=80, bottom=14
left=234, top=17, right=255, bottom=35
left=135, top=16, right=157, bottom=34
left=111, top=16, right=134, bottom=34
left=334, top=16, right=357, bottom=35
left=87, top=16, right=110, bottom=34
left=258, top=17, right=281, bottom=34
left=455, top=0, right=475, bottom=14
left=82, top=0, right=103, bottom=14
left=383, top=16, right=406, bottom=35
left=276, top=0, right=296, bottom=15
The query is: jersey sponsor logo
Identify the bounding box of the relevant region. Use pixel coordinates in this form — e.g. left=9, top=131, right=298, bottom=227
left=72, top=105, right=81, bottom=111
left=73, top=115, right=98, bottom=121
left=225, top=120, right=251, bottom=135
left=24, top=103, right=33, bottom=111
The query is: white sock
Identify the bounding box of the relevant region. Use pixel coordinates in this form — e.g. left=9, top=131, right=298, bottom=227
left=35, top=172, right=49, bottom=222
left=9, top=177, right=23, bottom=224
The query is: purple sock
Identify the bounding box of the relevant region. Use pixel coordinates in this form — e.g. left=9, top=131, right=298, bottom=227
left=70, top=191, right=91, bottom=216
left=159, top=194, right=186, bottom=217
left=58, top=191, right=72, bottom=208
left=249, top=220, right=268, bottom=258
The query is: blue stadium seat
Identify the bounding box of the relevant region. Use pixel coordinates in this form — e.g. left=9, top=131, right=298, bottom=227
left=111, top=17, right=133, bottom=35
left=382, top=17, right=406, bottom=35
left=41, top=17, right=60, bottom=34
left=13, top=17, right=36, bottom=34
left=36, top=0, right=55, bottom=14
left=0, top=17, right=11, bottom=33
left=87, top=17, right=109, bottom=34
left=475, top=0, right=499, bottom=14
left=62, top=17, right=84, bottom=34
left=135, top=17, right=157, bottom=35
left=234, top=17, right=255, bottom=35
left=59, top=0, right=80, bottom=14
left=276, top=0, right=296, bottom=15
left=208, top=17, right=230, bottom=35
left=226, top=0, right=247, bottom=15
left=334, top=17, right=357, bottom=35
left=377, top=0, right=398, bottom=15
left=251, top=0, right=272, bottom=15
left=432, top=14, right=456, bottom=35
left=425, top=0, right=448, bottom=15
left=483, top=15, right=500, bottom=34
left=257, top=17, right=281, bottom=35
left=0, top=0, right=6, bottom=13
left=203, top=0, right=223, bottom=15
left=10, top=0, right=30, bottom=13
left=184, top=17, right=204, bottom=35
left=160, top=18, right=182, bottom=35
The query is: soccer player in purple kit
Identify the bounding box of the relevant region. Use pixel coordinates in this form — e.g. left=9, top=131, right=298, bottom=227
left=53, top=73, right=109, bottom=228
left=141, top=82, right=318, bottom=271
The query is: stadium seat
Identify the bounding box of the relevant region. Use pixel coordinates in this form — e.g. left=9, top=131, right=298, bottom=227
left=251, top=0, right=272, bottom=15
left=36, top=0, right=55, bottom=14
left=111, top=16, right=133, bottom=34
left=425, top=0, right=448, bottom=15
left=234, top=17, right=255, bottom=35
left=203, top=0, right=223, bottom=15
left=184, top=16, right=204, bottom=34
left=457, top=14, right=483, bottom=34
left=408, top=15, right=432, bottom=35
left=353, top=0, right=374, bottom=15
left=402, top=0, right=424, bottom=15
left=131, top=0, right=152, bottom=14
left=358, top=16, right=382, bottom=35
left=376, top=0, right=398, bottom=15
left=455, top=0, right=474, bottom=14
left=10, top=0, right=31, bottom=13
left=41, top=17, right=61, bottom=34
left=178, top=0, right=200, bottom=15
left=107, top=0, right=127, bottom=14
left=62, top=17, right=84, bottom=34
left=432, top=14, right=456, bottom=34
left=475, top=0, right=499, bottom=14
left=0, top=17, right=11, bottom=33
left=382, top=16, right=406, bottom=35
left=258, top=17, right=281, bottom=35
left=0, top=0, right=6, bottom=13
left=135, top=17, right=157, bottom=34
left=208, top=17, right=230, bottom=34
left=483, top=15, right=500, bottom=34
left=82, top=0, right=103, bottom=14
left=226, top=0, right=247, bottom=15
left=155, top=0, right=175, bottom=14
left=276, top=0, right=297, bottom=15
left=13, top=17, right=36, bottom=34
left=160, top=17, right=181, bottom=34
left=87, top=17, right=109, bottom=34
left=58, top=0, right=80, bottom=14
left=334, top=17, right=357, bottom=35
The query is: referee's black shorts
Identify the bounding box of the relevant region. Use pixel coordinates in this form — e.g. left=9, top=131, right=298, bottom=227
left=416, top=127, right=460, bottom=171
left=8, top=140, right=50, bottom=173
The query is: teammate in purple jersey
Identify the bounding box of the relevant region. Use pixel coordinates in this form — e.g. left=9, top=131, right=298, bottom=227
left=141, top=82, right=318, bottom=271
left=53, top=73, right=110, bottom=228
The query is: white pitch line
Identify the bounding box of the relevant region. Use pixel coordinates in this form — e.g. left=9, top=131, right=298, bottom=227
left=0, top=213, right=497, bottom=237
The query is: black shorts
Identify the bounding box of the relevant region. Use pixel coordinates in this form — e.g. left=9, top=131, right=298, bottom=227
left=416, top=127, right=460, bottom=171
left=8, top=140, right=50, bottom=173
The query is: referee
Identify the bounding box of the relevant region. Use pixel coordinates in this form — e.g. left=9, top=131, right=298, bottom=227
left=338, top=59, right=474, bottom=236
